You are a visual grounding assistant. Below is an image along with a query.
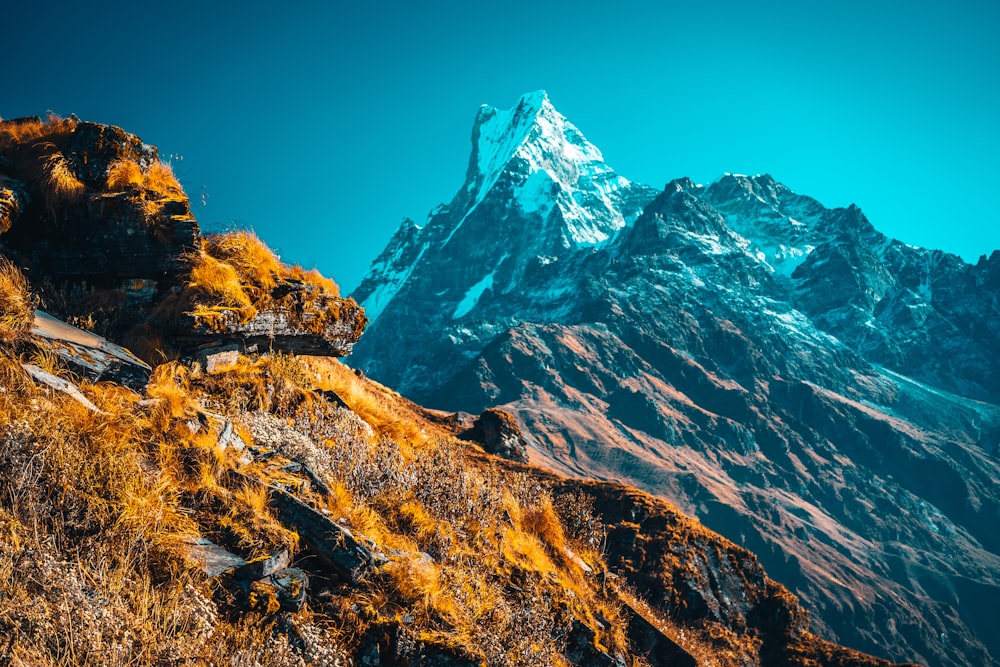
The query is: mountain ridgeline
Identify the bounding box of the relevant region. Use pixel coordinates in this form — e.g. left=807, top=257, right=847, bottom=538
left=351, top=92, right=1000, bottom=667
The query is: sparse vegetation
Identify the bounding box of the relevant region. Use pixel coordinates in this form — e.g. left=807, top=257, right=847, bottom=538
left=0, top=343, right=632, bottom=665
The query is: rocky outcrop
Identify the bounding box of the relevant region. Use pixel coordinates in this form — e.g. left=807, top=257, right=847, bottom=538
left=0, top=117, right=197, bottom=282
left=458, top=407, right=529, bottom=461
left=169, top=284, right=368, bottom=358
left=0, top=116, right=365, bottom=361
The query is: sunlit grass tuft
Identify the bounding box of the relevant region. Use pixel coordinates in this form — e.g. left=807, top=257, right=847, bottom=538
left=0, top=257, right=34, bottom=344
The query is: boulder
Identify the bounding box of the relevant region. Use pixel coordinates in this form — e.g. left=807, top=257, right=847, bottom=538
left=459, top=407, right=529, bottom=462
left=29, top=310, right=151, bottom=390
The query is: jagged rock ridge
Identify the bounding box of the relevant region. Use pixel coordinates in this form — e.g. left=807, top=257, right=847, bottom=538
left=351, top=93, right=1000, bottom=667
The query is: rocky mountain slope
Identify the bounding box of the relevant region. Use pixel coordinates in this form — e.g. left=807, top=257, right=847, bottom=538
left=351, top=92, right=1000, bottom=667
left=0, top=115, right=914, bottom=665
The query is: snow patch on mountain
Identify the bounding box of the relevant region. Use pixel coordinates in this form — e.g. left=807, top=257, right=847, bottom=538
left=453, top=255, right=508, bottom=319
left=360, top=242, right=428, bottom=323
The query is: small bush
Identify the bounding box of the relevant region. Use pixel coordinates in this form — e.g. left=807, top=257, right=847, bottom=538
left=205, top=231, right=282, bottom=294
left=105, top=158, right=145, bottom=191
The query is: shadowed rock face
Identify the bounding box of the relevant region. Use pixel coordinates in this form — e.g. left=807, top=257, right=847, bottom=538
left=0, top=119, right=198, bottom=282
left=351, top=95, right=1000, bottom=667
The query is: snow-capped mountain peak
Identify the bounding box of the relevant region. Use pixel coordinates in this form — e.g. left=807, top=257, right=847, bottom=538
left=465, top=90, right=604, bottom=197
left=353, top=92, right=656, bottom=330
left=459, top=90, right=651, bottom=248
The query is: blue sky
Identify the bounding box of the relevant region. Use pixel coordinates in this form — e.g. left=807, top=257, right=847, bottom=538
left=3, top=1, right=998, bottom=293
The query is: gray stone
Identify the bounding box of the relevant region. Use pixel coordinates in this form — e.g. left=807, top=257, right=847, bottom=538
left=29, top=310, right=151, bottom=390
left=182, top=537, right=247, bottom=578
left=22, top=363, right=103, bottom=413
left=203, top=347, right=239, bottom=374
left=233, top=548, right=292, bottom=581
left=268, top=567, right=308, bottom=612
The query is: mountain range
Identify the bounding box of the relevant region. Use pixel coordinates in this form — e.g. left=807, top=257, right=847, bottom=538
left=351, top=91, right=1000, bottom=667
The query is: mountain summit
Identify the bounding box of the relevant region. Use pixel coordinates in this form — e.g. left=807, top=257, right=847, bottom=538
left=460, top=90, right=649, bottom=247
left=352, top=91, right=654, bottom=391
left=351, top=94, right=1000, bottom=667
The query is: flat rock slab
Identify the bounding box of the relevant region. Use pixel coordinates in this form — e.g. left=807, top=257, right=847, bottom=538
left=174, top=295, right=367, bottom=358
left=30, top=310, right=151, bottom=390
left=229, top=470, right=385, bottom=583
left=233, top=549, right=291, bottom=581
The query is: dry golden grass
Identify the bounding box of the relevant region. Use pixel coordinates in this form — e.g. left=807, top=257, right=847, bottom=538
left=188, top=251, right=254, bottom=310
left=105, top=158, right=188, bottom=224
left=104, top=158, right=145, bottom=191
left=288, top=264, right=340, bottom=297
left=0, top=116, right=84, bottom=223
left=305, top=355, right=442, bottom=448
left=205, top=231, right=282, bottom=294
left=143, top=161, right=185, bottom=200
left=150, top=232, right=349, bottom=338
left=41, top=151, right=85, bottom=213
left=0, top=350, right=336, bottom=664
left=0, top=257, right=34, bottom=344
left=0, top=114, right=78, bottom=154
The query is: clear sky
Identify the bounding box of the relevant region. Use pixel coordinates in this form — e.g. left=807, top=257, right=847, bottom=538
left=3, top=0, right=998, bottom=293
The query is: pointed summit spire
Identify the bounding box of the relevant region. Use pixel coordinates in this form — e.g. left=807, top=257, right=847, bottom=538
left=463, top=89, right=562, bottom=203
left=455, top=91, right=648, bottom=249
